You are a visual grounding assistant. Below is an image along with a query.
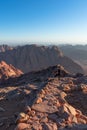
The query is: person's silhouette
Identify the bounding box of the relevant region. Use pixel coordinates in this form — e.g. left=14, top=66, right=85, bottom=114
left=57, top=65, right=61, bottom=80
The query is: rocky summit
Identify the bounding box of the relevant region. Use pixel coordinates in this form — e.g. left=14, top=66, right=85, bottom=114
left=0, top=61, right=23, bottom=80
left=0, top=65, right=87, bottom=130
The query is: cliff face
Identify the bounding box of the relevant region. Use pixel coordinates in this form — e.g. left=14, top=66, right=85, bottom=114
left=0, top=61, right=23, bottom=80
left=0, top=45, right=84, bottom=74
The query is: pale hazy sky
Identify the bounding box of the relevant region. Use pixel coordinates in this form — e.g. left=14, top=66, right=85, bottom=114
left=0, top=0, right=87, bottom=44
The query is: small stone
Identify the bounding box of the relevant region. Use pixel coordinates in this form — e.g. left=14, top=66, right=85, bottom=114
left=30, top=110, right=35, bottom=116
left=56, top=101, right=61, bottom=107
left=40, top=116, right=48, bottom=123
left=72, top=116, right=78, bottom=123
left=40, top=94, right=44, bottom=98
left=36, top=97, right=42, bottom=104
left=32, top=102, right=58, bottom=113
left=77, top=118, right=87, bottom=124
left=76, top=109, right=82, bottom=116
left=15, top=123, right=30, bottom=130
left=32, top=122, right=42, bottom=130
left=41, top=89, right=45, bottom=95
left=63, top=85, right=70, bottom=92
left=25, top=106, right=31, bottom=113
left=16, top=112, right=29, bottom=123
left=27, top=118, right=33, bottom=124
left=60, top=92, right=67, bottom=99
left=79, top=114, right=87, bottom=121
left=65, top=103, right=77, bottom=116
left=32, top=116, right=39, bottom=121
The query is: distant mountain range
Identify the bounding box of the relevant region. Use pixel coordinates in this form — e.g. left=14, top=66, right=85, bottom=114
left=0, top=44, right=83, bottom=74
left=59, top=45, right=87, bottom=74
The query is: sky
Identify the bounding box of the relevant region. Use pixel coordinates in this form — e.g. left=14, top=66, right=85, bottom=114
left=0, top=0, right=87, bottom=44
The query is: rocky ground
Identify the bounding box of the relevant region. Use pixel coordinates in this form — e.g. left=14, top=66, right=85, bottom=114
left=0, top=66, right=87, bottom=130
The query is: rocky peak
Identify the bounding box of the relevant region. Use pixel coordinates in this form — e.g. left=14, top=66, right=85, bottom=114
left=52, top=64, right=70, bottom=77
left=51, top=45, right=64, bottom=57
left=0, top=44, right=13, bottom=52
left=0, top=61, right=23, bottom=80
left=0, top=64, right=87, bottom=130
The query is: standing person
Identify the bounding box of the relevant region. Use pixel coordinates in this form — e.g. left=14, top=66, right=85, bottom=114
left=57, top=65, right=61, bottom=80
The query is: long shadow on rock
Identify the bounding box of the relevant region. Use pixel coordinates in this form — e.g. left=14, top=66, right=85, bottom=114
left=65, top=90, right=87, bottom=116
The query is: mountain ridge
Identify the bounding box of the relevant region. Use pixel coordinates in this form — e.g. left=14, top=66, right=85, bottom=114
left=60, top=45, right=87, bottom=74
left=0, top=44, right=83, bottom=74
left=0, top=65, right=87, bottom=130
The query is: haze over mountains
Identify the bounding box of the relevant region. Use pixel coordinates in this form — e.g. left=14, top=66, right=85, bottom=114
left=0, top=44, right=83, bottom=74
left=60, top=44, right=87, bottom=74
